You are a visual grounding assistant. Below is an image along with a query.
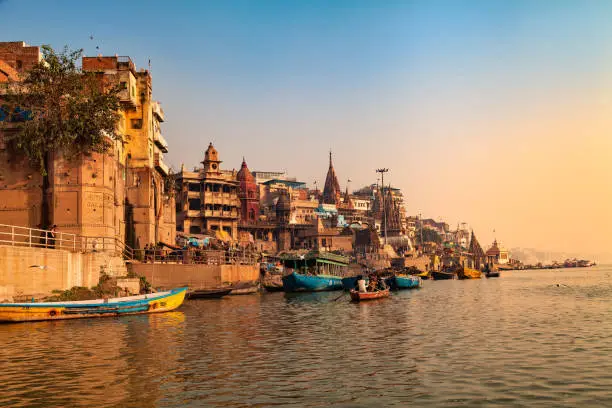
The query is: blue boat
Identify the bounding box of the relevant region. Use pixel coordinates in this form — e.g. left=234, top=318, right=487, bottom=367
left=280, top=251, right=349, bottom=293
left=282, top=272, right=343, bottom=292
left=391, top=275, right=422, bottom=290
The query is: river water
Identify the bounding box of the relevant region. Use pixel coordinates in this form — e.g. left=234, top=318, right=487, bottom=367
left=1, top=266, right=612, bottom=407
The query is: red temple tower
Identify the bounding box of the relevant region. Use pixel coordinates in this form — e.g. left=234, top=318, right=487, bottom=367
left=237, top=158, right=259, bottom=223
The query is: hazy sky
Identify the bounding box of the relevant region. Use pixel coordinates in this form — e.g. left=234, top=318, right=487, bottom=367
left=2, top=0, right=611, bottom=260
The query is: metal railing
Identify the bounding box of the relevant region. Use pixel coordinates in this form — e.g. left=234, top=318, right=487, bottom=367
left=0, top=224, right=134, bottom=259
left=134, top=248, right=259, bottom=265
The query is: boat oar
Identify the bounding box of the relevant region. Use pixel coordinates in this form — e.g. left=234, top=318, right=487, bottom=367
left=332, top=292, right=347, bottom=301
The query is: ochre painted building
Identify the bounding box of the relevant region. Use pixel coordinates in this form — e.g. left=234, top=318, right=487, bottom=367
left=174, top=143, right=240, bottom=239
left=0, top=43, right=175, bottom=250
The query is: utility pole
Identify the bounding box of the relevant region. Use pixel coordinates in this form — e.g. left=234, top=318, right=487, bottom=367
left=419, top=212, right=423, bottom=253
left=376, top=168, right=389, bottom=246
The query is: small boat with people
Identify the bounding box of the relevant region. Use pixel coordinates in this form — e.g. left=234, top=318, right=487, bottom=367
left=349, top=275, right=390, bottom=301
left=350, top=288, right=390, bottom=302
left=281, top=251, right=349, bottom=292
left=0, top=287, right=187, bottom=323
left=483, top=263, right=500, bottom=278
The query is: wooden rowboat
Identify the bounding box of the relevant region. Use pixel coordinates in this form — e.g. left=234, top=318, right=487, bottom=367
left=349, top=289, right=390, bottom=302
left=0, top=287, right=187, bottom=323
left=187, top=288, right=232, bottom=299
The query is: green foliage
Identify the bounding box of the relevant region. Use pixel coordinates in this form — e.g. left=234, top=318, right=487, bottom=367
left=1, top=45, right=121, bottom=174
left=416, top=228, right=442, bottom=245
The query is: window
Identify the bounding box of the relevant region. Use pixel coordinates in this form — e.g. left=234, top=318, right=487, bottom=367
left=188, top=183, right=200, bottom=192
left=188, top=198, right=201, bottom=211
left=131, top=119, right=142, bottom=129
left=16, top=60, right=23, bottom=69
left=189, top=226, right=201, bottom=234
left=120, top=81, right=127, bottom=90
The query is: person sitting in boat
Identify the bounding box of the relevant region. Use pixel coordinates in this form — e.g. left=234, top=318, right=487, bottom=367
left=367, top=275, right=378, bottom=292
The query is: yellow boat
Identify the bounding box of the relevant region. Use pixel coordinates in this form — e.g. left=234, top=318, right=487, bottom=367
left=458, top=267, right=482, bottom=279
left=415, top=270, right=431, bottom=280
left=0, top=287, right=187, bottom=323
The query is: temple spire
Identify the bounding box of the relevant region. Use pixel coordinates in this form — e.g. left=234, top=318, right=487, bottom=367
left=322, top=151, right=341, bottom=204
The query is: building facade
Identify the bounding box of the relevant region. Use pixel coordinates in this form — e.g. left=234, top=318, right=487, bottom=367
left=175, top=143, right=240, bottom=239
left=0, top=43, right=175, bottom=250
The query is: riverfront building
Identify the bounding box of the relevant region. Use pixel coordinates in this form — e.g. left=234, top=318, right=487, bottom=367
left=0, top=42, right=175, bottom=249
left=174, top=143, right=240, bottom=239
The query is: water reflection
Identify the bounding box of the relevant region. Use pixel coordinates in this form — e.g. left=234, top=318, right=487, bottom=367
left=1, top=267, right=612, bottom=406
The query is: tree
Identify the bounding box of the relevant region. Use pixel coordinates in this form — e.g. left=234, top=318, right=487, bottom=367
left=1, top=45, right=121, bottom=227
left=415, top=227, right=442, bottom=246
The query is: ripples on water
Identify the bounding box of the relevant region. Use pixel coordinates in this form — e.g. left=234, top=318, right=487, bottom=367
left=1, top=267, right=612, bottom=407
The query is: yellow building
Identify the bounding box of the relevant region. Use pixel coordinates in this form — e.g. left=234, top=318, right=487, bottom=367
left=0, top=44, right=175, bottom=251
left=82, top=56, right=175, bottom=248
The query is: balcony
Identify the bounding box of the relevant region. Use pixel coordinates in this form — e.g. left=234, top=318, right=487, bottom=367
left=154, top=130, right=168, bottom=153
left=118, top=71, right=138, bottom=108
left=154, top=152, right=169, bottom=176
left=151, top=101, right=165, bottom=122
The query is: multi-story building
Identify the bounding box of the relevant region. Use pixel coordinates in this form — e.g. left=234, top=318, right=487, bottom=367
left=174, top=143, right=240, bottom=239
left=0, top=43, right=175, bottom=249
left=251, top=170, right=293, bottom=185
left=82, top=55, right=175, bottom=248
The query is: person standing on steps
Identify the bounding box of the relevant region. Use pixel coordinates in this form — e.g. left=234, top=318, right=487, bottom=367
left=48, top=225, right=57, bottom=249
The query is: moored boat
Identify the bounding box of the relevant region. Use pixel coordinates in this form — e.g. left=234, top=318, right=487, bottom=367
left=431, top=270, right=457, bottom=280
left=262, top=273, right=284, bottom=292
left=280, top=251, right=349, bottom=293
left=485, top=271, right=500, bottom=278
left=349, top=288, right=390, bottom=302
left=282, top=272, right=343, bottom=292
left=229, top=282, right=260, bottom=295
left=187, top=288, right=232, bottom=299
left=414, top=270, right=431, bottom=280
left=457, top=267, right=482, bottom=280
left=392, top=275, right=422, bottom=290
left=0, top=287, right=187, bottom=323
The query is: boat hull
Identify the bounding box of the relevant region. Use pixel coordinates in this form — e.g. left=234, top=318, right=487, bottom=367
left=486, top=272, right=500, bottom=278
left=262, top=274, right=284, bottom=292
left=431, top=271, right=456, bottom=280
left=282, top=272, right=343, bottom=292
left=187, top=289, right=232, bottom=299
left=0, top=287, right=187, bottom=323
left=393, top=275, right=422, bottom=290
left=349, top=289, right=390, bottom=301
left=458, top=267, right=482, bottom=280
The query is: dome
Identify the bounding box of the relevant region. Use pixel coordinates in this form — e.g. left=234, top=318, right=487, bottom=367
left=276, top=190, right=291, bottom=212
left=204, top=142, right=219, bottom=163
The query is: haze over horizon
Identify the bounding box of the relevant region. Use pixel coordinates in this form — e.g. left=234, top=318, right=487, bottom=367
left=2, top=0, right=611, bottom=262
